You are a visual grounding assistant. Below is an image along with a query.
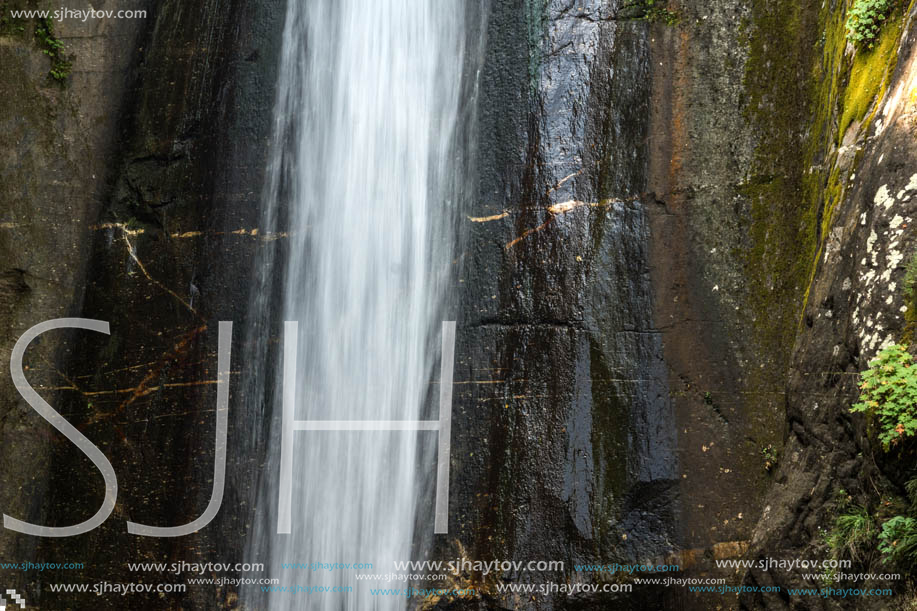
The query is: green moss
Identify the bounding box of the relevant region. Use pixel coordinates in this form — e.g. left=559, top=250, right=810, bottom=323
left=838, top=8, right=904, bottom=142
left=741, top=0, right=822, bottom=358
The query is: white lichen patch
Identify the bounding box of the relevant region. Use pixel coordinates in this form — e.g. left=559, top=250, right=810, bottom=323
left=868, top=230, right=879, bottom=266
left=875, top=184, right=893, bottom=209
left=888, top=248, right=905, bottom=270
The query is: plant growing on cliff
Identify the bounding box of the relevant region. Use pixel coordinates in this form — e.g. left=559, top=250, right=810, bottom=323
left=846, top=0, right=895, bottom=48
left=761, top=444, right=778, bottom=472
left=34, top=17, right=71, bottom=82
left=851, top=344, right=917, bottom=449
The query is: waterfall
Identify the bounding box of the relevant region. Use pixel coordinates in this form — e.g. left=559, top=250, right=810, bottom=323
left=246, top=1, right=467, bottom=609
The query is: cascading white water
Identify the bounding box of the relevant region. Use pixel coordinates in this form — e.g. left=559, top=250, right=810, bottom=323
left=252, top=1, right=465, bottom=609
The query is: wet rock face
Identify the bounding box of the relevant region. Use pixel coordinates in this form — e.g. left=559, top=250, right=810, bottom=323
left=447, top=1, right=678, bottom=607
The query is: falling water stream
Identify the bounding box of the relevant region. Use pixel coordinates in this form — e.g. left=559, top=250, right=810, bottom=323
left=249, top=1, right=466, bottom=609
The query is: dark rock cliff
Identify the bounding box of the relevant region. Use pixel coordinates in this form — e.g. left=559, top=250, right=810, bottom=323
left=1, top=0, right=282, bottom=608
left=0, top=0, right=152, bottom=600
left=1, top=0, right=915, bottom=610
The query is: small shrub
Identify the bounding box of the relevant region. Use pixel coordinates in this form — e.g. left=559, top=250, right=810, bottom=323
left=878, top=516, right=917, bottom=566
left=851, top=344, right=917, bottom=449
left=846, top=0, right=895, bottom=48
